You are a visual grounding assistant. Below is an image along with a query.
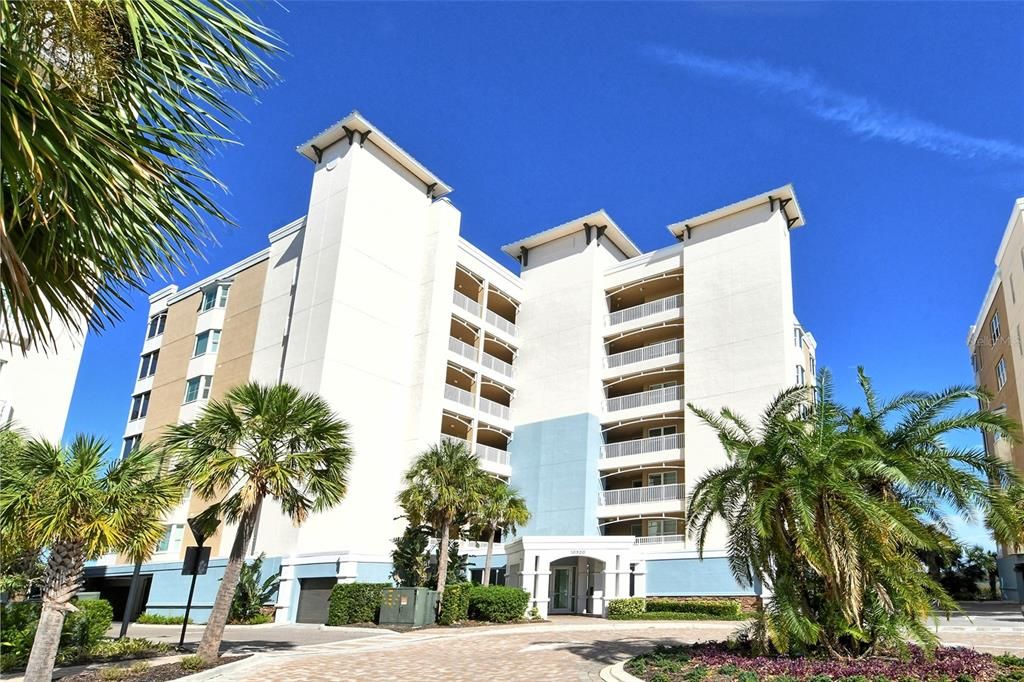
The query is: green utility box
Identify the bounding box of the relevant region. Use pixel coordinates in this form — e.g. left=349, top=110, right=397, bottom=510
left=379, top=587, right=438, bottom=628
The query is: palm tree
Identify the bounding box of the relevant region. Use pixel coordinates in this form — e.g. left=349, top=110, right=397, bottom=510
left=1, top=0, right=279, bottom=349
left=398, top=440, right=485, bottom=602
left=474, top=478, right=530, bottom=586
left=687, top=368, right=1023, bottom=657
left=0, top=436, right=182, bottom=682
left=164, top=382, right=352, bottom=664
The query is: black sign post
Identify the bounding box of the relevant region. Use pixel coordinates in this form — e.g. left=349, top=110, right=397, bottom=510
left=178, top=516, right=217, bottom=649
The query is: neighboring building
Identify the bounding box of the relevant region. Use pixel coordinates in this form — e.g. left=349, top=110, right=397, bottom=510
left=86, top=112, right=817, bottom=623
left=0, top=310, right=86, bottom=443
left=967, top=197, right=1024, bottom=604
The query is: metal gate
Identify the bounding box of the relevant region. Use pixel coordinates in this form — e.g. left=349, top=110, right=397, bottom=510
left=295, top=578, right=336, bottom=624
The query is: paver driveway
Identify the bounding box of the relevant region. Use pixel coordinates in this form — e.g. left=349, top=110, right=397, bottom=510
left=200, top=614, right=1024, bottom=682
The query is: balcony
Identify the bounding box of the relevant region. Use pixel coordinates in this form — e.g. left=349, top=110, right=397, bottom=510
left=634, top=534, right=685, bottom=546
left=598, top=483, right=684, bottom=507
left=479, top=396, right=511, bottom=422
left=481, top=351, right=513, bottom=378
left=485, top=309, right=517, bottom=337
left=449, top=336, right=477, bottom=362
left=606, top=338, right=683, bottom=370
left=601, top=433, right=684, bottom=459
left=607, top=294, right=683, bottom=327
left=604, top=385, right=683, bottom=413
left=476, top=443, right=511, bottom=466
left=441, top=435, right=511, bottom=475
left=444, top=384, right=474, bottom=408
left=454, top=290, right=482, bottom=317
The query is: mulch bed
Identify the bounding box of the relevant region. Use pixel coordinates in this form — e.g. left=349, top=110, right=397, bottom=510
left=61, top=655, right=250, bottom=682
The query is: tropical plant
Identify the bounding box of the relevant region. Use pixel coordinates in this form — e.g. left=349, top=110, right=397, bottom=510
left=687, top=367, right=1024, bottom=658
left=0, top=430, right=44, bottom=601
left=229, top=553, right=279, bottom=623
left=430, top=534, right=470, bottom=589
left=0, top=0, right=279, bottom=350
left=0, top=437, right=181, bottom=681
left=472, top=477, right=529, bottom=586
left=165, top=382, right=353, bottom=664
left=397, top=440, right=486, bottom=602
left=390, top=523, right=431, bottom=588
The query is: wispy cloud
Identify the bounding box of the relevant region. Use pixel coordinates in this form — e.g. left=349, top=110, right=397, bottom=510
left=644, top=46, right=1024, bottom=164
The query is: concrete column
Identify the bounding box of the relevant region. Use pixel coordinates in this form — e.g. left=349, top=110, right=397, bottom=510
left=632, top=560, right=647, bottom=598
left=337, top=560, right=358, bottom=584
left=275, top=563, right=296, bottom=624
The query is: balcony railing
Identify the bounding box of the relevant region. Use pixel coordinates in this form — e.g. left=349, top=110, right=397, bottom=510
left=454, top=291, right=482, bottom=317
left=448, top=336, right=477, bottom=361
left=601, top=433, right=684, bottom=459
left=607, top=294, right=683, bottom=327
left=604, top=385, right=683, bottom=413
left=444, top=384, right=474, bottom=408
left=479, top=396, right=511, bottom=421
left=476, top=443, right=511, bottom=466
left=634, top=534, right=685, bottom=545
left=481, top=352, right=514, bottom=378
left=599, top=483, right=684, bottom=506
left=606, top=338, right=683, bottom=369
left=485, top=309, right=517, bottom=336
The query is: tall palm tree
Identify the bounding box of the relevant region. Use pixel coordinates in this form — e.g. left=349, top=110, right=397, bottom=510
left=1, top=0, right=279, bottom=349
left=398, top=440, right=485, bottom=602
left=473, top=478, right=530, bottom=586
left=0, top=436, right=182, bottom=682
left=688, top=368, right=1023, bottom=657
left=164, top=382, right=352, bottom=664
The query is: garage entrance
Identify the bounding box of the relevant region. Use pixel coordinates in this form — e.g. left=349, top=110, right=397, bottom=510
left=83, top=574, right=152, bottom=622
left=295, top=577, right=336, bottom=624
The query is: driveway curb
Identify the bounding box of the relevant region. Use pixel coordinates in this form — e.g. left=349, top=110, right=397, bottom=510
left=600, top=661, right=642, bottom=682
left=174, top=653, right=271, bottom=681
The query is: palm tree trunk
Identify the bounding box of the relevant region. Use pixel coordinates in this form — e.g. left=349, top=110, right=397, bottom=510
left=482, top=527, right=495, bottom=587
left=24, top=540, right=84, bottom=682
left=196, top=500, right=261, bottom=664
left=436, top=522, right=450, bottom=602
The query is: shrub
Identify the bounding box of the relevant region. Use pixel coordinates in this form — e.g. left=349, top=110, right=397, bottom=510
left=607, top=597, right=646, bottom=619
left=230, top=553, right=279, bottom=622
left=438, top=582, right=471, bottom=625
left=180, top=655, right=206, bottom=672
left=229, top=613, right=274, bottom=625
left=64, top=599, right=115, bottom=649
left=646, top=598, right=743, bottom=618
left=136, top=612, right=190, bottom=625
left=85, top=638, right=171, bottom=661
left=327, top=582, right=390, bottom=625
left=631, top=611, right=747, bottom=621
left=467, top=585, right=529, bottom=623
left=0, top=598, right=114, bottom=671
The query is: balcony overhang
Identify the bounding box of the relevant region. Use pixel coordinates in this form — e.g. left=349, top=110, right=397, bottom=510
left=502, top=210, right=642, bottom=261
left=667, top=183, right=805, bottom=240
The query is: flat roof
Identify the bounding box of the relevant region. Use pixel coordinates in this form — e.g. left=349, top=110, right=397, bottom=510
left=501, top=210, right=642, bottom=260
left=296, top=111, right=453, bottom=198
left=667, top=183, right=805, bottom=237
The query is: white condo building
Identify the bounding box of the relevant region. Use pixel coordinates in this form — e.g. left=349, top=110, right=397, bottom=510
left=86, top=112, right=817, bottom=624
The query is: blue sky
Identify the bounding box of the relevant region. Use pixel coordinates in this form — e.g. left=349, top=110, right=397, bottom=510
left=65, top=2, right=1023, bottom=546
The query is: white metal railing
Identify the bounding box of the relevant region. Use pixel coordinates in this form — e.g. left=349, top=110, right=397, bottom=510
left=598, top=483, right=684, bottom=506
left=481, top=352, right=514, bottom=378
left=607, top=294, right=683, bottom=327
left=479, top=396, right=511, bottom=421
left=634, top=534, right=685, bottom=545
left=601, top=433, right=684, bottom=459
left=454, top=291, right=482, bottom=317
left=604, top=385, right=683, bottom=413
left=605, top=338, right=683, bottom=369
left=485, top=309, right=517, bottom=336
left=444, top=384, right=474, bottom=407
left=476, top=443, right=511, bottom=466
left=448, top=336, right=477, bottom=361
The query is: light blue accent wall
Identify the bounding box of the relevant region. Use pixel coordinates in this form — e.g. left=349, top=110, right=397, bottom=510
left=509, top=412, right=602, bottom=536
left=466, top=555, right=507, bottom=569
left=646, top=558, right=758, bottom=597
left=356, top=562, right=394, bottom=583
left=997, top=554, right=1022, bottom=602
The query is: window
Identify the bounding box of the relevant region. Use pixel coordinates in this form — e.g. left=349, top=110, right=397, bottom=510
left=1012, top=275, right=1017, bottom=304
left=193, top=329, right=221, bottom=357
left=648, top=471, right=678, bottom=486
left=997, top=358, right=1008, bottom=389
left=648, top=518, right=679, bottom=537
left=121, top=435, right=142, bottom=458
left=809, top=356, right=816, bottom=376
left=647, top=425, right=677, bottom=438
left=796, top=365, right=806, bottom=386
left=630, top=523, right=643, bottom=537
left=146, top=312, right=167, bottom=339
left=184, top=376, right=213, bottom=403
left=992, top=312, right=1002, bottom=342
left=129, top=392, right=150, bottom=420
left=794, top=327, right=803, bottom=348
left=200, top=284, right=230, bottom=312
left=138, top=351, right=159, bottom=379
left=156, top=524, right=185, bottom=554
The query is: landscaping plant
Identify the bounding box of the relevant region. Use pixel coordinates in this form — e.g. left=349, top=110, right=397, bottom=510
left=467, top=585, right=530, bottom=623
left=327, top=583, right=390, bottom=625
left=0, top=438, right=181, bottom=681
left=229, top=553, right=279, bottom=623
left=438, top=582, right=472, bottom=625
left=165, top=382, right=353, bottom=664
left=471, top=477, right=530, bottom=587
left=687, top=367, right=1024, bottom=657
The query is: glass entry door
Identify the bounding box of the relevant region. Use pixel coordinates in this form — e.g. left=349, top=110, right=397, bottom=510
left=551, top=566, right=576, bottom=613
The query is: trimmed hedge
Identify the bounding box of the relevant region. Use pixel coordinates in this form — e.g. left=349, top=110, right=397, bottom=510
left=328, top=583, right=390, bottom=625
left=607, top=597, right=646, bottom=619
left=136, top=613, right=191, bottom=625
left=645, top=598, right=743, bottom=618
left=634, top=611, right=747, bottom=621
left=0, top=598, right=114, bottom=671
left=467, top=585, right=530, bottom=623
left=439, top=583, right=472, bottom=625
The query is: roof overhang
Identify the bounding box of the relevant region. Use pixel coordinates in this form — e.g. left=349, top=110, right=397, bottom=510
left=296, top=111, right=452, bottom=199
left=501, top=210, right=641, bottom=260
left=667, top=183, right=805, bottom=239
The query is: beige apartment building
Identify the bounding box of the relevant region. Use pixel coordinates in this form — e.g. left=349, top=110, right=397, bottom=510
left=967, top=197, right=1024, bottom=603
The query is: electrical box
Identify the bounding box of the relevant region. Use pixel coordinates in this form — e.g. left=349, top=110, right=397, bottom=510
left=378, top=587, right=438, bottom=628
